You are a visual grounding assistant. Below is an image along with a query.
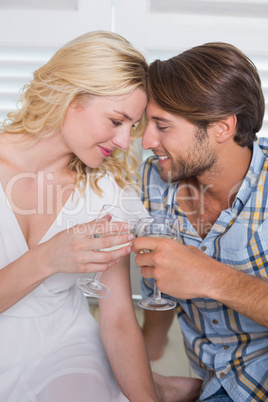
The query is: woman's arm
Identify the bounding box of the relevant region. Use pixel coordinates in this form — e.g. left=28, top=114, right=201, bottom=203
left=0, top=221, right=133, bottom=313
left=99, top=255, right=158, bottom=401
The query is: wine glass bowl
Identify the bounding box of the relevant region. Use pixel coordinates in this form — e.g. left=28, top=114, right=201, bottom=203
left=136, top=216, right=180, bottom=311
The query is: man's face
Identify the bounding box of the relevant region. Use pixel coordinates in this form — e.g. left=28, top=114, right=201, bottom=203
left=143, top=101, right=217, bottom=183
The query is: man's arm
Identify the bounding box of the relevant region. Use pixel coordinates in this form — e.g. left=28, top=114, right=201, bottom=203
left=133, top=237, right=268, bottom=328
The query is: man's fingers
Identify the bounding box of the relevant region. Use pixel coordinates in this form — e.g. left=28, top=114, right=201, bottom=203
left=135, top=250, right=154, bottom=268
left=132, top=236, right=159, bottom=254
left=132, top=236, right=181, bottom=254
left=140, top=266, right=155, bottom=279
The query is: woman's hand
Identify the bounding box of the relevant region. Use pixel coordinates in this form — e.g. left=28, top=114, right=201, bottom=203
left=37, top=218, right=134, bottom=276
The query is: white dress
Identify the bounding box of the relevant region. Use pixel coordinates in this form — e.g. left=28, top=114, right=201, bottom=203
left=0, top=173, right=145, bottom=402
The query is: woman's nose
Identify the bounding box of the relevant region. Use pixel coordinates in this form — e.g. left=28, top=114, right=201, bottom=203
left=112, top=128, right=131, bottom=150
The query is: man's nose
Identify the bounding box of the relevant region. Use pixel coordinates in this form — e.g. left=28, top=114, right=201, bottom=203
left=142, top=125, right=159, bottom=150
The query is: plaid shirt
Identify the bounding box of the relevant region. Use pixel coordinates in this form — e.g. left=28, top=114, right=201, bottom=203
left=141, top=138, right=268, bottom=401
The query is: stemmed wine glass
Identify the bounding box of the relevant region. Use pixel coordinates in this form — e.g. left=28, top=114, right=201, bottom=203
left=76, top=204, right=139, bottom=298
left=136, top=216, right=180, bottom=311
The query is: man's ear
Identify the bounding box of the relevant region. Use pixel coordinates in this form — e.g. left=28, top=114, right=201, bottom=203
left=215, top=115, right=237, bottom=143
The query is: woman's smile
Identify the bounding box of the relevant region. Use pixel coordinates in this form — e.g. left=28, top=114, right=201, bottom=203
left=98, top=145, right=113, bottom=157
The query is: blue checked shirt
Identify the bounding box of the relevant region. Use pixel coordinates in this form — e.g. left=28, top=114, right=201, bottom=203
left=141, top=138, right=268, bottom=401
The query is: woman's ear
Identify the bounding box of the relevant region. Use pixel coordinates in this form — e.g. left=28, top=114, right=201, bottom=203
left=215, top=115, right=237, bottom=143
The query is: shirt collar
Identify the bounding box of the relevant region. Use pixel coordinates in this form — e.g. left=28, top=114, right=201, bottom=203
left=234, top=139, right=267, bottom=208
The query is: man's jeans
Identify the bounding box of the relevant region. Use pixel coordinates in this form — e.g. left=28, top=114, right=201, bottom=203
left=199, top=387, right=233, bottom=401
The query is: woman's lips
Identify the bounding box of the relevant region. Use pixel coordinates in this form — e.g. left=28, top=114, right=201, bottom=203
left=98, top=146, right=113, bottom=157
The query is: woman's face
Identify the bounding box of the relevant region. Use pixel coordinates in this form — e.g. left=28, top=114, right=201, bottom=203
left=62, top=88, right=147, bottom=168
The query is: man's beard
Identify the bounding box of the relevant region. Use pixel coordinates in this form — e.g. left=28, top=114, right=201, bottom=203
left=159, top=128, right=218, bottom=183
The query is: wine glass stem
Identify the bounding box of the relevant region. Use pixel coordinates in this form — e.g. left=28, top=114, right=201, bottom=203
left=153, top=283, right=162, bottom=300
left=90, top=272, right=102, bottom=285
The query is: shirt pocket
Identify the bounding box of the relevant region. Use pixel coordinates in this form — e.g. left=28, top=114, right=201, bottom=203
left=217, top=218, right=268, bottom=278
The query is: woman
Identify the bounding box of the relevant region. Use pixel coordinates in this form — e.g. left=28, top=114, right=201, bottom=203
left=0, top=31, right=157, bottom=401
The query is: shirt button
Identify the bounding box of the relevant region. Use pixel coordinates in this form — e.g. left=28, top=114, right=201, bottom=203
left=223, top=345, right=229, bottom=350
left=212, top=319, right=218, bottom=324
left=220, top=372, right=226, bottom=378
left=201, top=245, right=207, bottom=251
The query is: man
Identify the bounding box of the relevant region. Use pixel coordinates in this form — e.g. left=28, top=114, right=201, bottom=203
left=132, top=42, right=268, bottom=402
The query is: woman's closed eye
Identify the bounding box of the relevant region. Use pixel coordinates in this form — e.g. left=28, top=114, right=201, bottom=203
left=111, top=120, right=123, bottom=127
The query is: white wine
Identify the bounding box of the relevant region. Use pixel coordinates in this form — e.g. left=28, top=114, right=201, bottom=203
left=97, top=229, right=135, bottom=252
left=99, top=241, right=132, bottom=252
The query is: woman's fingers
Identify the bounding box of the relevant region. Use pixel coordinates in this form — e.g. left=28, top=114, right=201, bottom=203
left=73, top=220, right=133, bottom=252
left=45, top=219, right=133, bottom=275
left=69, top=222, right=133, bottom=272
left=93, top=232, right=134, bottom=250
left=74, top=242, right=131, bottom=273
left=74, top=220, right=130, bottom=239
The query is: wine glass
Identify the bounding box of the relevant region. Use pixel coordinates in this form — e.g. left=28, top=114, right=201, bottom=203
left=76, top=204, right=139, bottom=298
left=136, top=216, right=180, bottom=311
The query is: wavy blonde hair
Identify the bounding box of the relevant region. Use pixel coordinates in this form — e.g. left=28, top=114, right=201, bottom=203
left=0, top=30, right=148, bottom=195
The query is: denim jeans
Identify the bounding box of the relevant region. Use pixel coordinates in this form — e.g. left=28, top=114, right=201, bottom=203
left=199, top=387, right=234, bottom=401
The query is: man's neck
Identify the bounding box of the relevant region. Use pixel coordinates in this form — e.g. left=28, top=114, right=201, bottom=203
left=189, top=143, right=252, bottom=206
left=176, top=144, right=252, bottom=238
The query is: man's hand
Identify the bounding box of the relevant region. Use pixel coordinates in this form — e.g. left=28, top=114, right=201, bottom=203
left=132, top=236, right=215, bottom=300
left=132, top=236, right=268, bottom=328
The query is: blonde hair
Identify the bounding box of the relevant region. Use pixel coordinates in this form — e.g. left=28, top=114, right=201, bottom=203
left=0, top=30, right=148, bottom=194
